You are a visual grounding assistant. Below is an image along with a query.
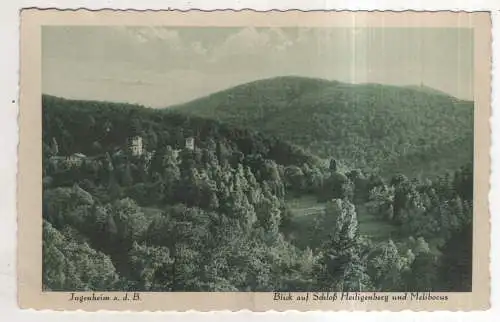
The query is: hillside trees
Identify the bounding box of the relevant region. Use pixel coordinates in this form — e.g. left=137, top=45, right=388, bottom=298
left=366, top=239, right=410, bottom=291
left=41, top=95, right=474, bottom=292
left=315, top=199, right=372, bottom=290
left=174, top=76, right=473, bottom=178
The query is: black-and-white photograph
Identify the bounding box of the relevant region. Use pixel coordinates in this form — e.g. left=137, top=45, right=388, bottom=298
left=41, top=25, right=474, bottom=293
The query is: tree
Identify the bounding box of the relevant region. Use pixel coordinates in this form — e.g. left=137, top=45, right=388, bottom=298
left=302, top=163, right=324, bottom=193
left=43, top=187, right=74, bottom=227
left=390, top=173, right=408, bottom=187
left=347, top=169, right=369, bottom=203
left=161, top=148, right=181, bottom=202
left=262, top=160, right=285, bottom=199
left=143, top=205, right=213, bottom=290
left=366, top=185, right=394, bottom=220
left=92, top=205, right=118, bottom=252
left=128, top=242, right=173, bottom=291
left=367, top=240, right=410, bottom=291
left=284, top=165, right=305, bottom=193
left=50, top=137, right=59, bottom=156
left=342, top=253, right=374, bottom=291
left=454, top=163, right=473, bottom=201
left=107, top=172, right=122, bottom=201
left=316, top=199, right=362, bottom=290
left=216, top=141, right=232, bottom=164
left=146, top=129, right=158, bottom=150
left=401, top=237, right=437, bottom=291
left=128, top=183, right=149, bottom=205
left=407, top=251, right=437, bottom=291
left=122, top=163, right=134, bottom=187
left=207, top=192, right=220, bottom=211
left=43, top=185, right=94, bottom=228
left=225, top=188, right=257, bottom=233
left=42, top=220, right=120, bottom=291
left=92, top=141, right=102, bottom=153
left=255, top=196, right=281, bottom=242
left=322, top=171, right=351, bottom=201
left=329, top=158, right=338, bottom=172
left=72, top=183, right=94, bottom=206
left=111, top=198, right=148, bottom=243
left=437, top=222, right=472, bottom=291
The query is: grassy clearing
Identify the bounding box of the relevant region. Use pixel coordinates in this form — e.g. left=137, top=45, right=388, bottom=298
left=142, top=206, right=163, bottom=218
left=356, top=204, right=400, bottom=242
left=286, top=195, right=326, bottom=216
left=285, top=195, right=402, bottom=249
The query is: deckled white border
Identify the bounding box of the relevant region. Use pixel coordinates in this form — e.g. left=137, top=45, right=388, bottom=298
left=1, top=0, right=499, bottom=321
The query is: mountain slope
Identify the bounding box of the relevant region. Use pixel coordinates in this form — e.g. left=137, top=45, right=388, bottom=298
left=42, top=94, right=322, bottom=168
left=172, top=76, right=474, bottom=177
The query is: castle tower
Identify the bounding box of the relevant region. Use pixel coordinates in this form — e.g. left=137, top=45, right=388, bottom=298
left=130, top=136, right=144, bottom=156
left=185, top=137, right=195, bottom=150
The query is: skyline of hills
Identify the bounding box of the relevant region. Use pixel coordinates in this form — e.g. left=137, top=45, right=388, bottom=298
left=171, top=76, right=473, bottom=177
left=43, top=75, right=474, bottom=178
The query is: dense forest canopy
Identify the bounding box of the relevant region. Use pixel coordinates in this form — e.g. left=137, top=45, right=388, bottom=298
left=172, top=76, right=474, bottom=178
left=42, top=94, right=473, bottom=292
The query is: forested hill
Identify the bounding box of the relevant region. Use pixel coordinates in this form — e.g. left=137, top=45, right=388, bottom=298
left=42, top=94, right=321, bottom=168
left=42, top=94, right=473, bottom=292
left=172, top=76, right=474, bottom=178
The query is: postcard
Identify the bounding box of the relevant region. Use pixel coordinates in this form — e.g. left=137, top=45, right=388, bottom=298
left=17, top=9, right=491, bottom=311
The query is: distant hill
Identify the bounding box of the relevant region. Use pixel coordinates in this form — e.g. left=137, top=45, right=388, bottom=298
left=172, top=76, right=474, bottom=177
left=403, top=84, right=456, bottom=98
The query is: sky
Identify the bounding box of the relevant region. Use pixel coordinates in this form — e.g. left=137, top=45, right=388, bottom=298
left=42, top=26, right=474, bottom=108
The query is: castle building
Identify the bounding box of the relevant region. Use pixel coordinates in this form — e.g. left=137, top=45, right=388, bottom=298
left=66, top=153, right=87, bottom=167
left=129, top=136, right=144, bottom=156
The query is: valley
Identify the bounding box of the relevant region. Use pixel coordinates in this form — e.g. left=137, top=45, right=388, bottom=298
left=41, top=88, right=473, bottom=292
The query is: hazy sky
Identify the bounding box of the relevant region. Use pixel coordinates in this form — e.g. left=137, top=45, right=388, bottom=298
left=42, top=26, right=473, bottom=107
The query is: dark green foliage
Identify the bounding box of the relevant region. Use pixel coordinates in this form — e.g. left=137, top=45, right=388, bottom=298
left=174, top=76, right=473, bottom=178
left=316, top=199, right=368, bottom=291
left=43, top=220, right=120, bottom=291
left=320, top=171, right=352, bottom=202
left=365, top=240, right=408, bottom=291
left=43, top=95, right=320, bottom=168
left=437, top=223, right=473, bottom=291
